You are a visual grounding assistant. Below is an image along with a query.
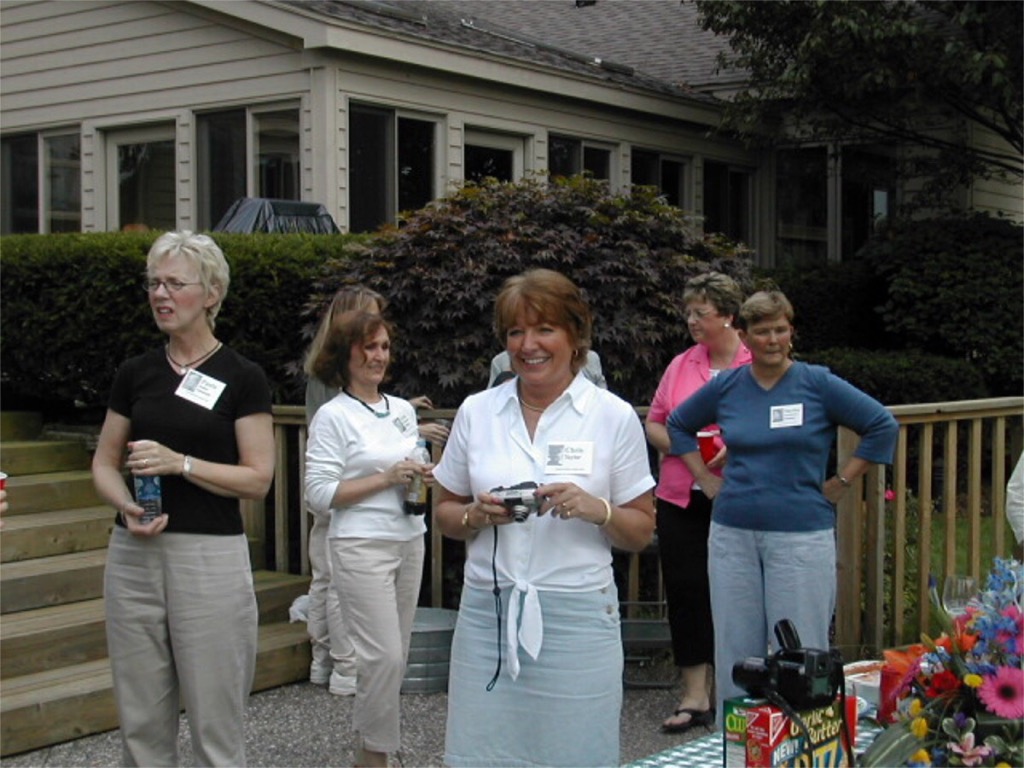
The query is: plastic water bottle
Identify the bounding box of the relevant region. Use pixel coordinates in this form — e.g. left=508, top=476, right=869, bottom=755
left=133, top=474, right=162, bottom=524
left=404, top=439, right=430, bottom=516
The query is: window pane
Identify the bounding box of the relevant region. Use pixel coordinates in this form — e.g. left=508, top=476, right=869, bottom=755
left=704, top=161, right=750, bottom=243
left=660, top=159, right=683, bottom=207
left=465, top=145, right=513, bottom=183
left=350, top=104, right=393, bottom=233
left=631, top=149, right=659, bottom=188
left=841, top=147, right=894, bottom=259
left=549, top=136, right=581, bottom=179
left=119, top=140, right=175, bottom=231
left=397, top=117, right=434, bottom=215
left=583, top=146, right=610, bottom=181
left=198, top=110, right=246, bottom=230
left=44, top=134, right=81, bottom=233
left=776, top=147, right=827, bottom=267
left=1, top=135, right=39, bottom=234
left=255, top=109, right=299, bottom=200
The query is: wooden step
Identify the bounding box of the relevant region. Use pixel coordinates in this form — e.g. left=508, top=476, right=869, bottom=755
left=0, top=506, right=114, bottom=562
left=0, top=621, right=311, bottom=757
left=0, top=572, right=309, bottom=679
left=0, top=549, right=107, bottom=614
left=2, top=470, right=102, bottom=516
left=0, top=412, right=43, bottom=441
left=1, top=439, right=92, bottom=476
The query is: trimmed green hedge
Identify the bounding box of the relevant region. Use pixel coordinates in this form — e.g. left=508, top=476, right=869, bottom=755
left=803, top=348, right=989, bottom=405
left=0, top=232, right=361, bottom=412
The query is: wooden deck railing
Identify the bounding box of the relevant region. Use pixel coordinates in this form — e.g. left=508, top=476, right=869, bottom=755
left=243, top=396, right=1023, bottom=656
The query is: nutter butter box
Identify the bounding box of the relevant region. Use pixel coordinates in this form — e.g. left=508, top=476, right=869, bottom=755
left=723, top=696, right=857, bottom=767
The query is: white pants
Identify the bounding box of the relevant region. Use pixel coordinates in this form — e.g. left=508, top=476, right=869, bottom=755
left=708, top=522, right=836, bottom=722
left=306, top=509, right=356, bottom=674
left=331, top=535, right=425, bottom=753
left=104, top=527, right=257, bottom=767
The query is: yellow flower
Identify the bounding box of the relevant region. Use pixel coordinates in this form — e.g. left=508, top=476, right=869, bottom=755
left=911, top=749, right=932, bottom=765
left=911, top=716, right=930, bottom=739
left=996, top=763, right=1011, bottom=768
left=964, top=673, right=983, bottom=688
left=909, top=698, right=924, bottom=717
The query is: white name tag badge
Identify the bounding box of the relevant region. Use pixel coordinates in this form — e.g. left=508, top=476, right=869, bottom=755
left=175, top=370, right=227, bottom=410
left=770, top=403, right=804, bottom=429
left=545, top=441, right=594, bottom=475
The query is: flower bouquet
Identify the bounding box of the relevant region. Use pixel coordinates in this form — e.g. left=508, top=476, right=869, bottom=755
left=862, top=558, right=1023, bottom=767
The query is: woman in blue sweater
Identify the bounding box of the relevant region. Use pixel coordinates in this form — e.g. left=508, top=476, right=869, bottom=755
left=667, top=290, right=898, bottom=722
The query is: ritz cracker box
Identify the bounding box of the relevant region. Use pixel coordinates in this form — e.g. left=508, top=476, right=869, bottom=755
left=723, top=696, right=857, bottom=767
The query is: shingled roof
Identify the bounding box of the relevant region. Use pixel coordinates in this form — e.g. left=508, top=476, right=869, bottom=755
left=289, top=0, right=738, bottom=105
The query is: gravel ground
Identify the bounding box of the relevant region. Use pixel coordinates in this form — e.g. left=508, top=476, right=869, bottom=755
left=2, top=657, right=715, bottom=768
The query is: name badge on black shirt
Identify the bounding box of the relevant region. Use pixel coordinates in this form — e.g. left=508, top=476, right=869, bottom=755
left=175, top=370, right=226, bottom=410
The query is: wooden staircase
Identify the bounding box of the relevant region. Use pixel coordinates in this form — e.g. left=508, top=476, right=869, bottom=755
left=0, top=412, right=312, bottom=757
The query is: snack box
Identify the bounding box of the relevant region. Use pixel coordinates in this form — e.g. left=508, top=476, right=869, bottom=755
left=723, top=695, right=858, bottom=767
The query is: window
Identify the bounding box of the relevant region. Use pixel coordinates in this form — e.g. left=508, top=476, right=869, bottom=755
left=107, top=126, right=175, bottom=232
left=197, top=110, right=246, bottom=230
left=464, top=130, right=525, bottom=185
left=1, top=134, right=39, bottom=234
left=776, top=144, right=895, bottom=265
left=1, top=132, right=81, bottom=234
left=631, top=150, right=686, bottom=207
left=703, top=161, right=751, bottom=244
left=841, top=147, right=894, bottom=258
left=196, top=106, right=299, bottom=230
left=254, top=109, right=300, bottom=201
left=549, top=135, right=612, bottom=180
left=349, top=103, right=437, bottom=234
left=776, top=147, right=828, bottom=267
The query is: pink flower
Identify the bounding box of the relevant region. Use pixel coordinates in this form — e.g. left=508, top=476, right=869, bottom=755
left=949, top=731, right=993, bottom=766
left=885, top=488, right=896, bottom=501
left=977, top=665, right=1024, bottom=719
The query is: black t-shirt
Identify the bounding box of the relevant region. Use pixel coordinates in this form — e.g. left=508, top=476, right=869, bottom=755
left=108, top=345, right=272, bottom=535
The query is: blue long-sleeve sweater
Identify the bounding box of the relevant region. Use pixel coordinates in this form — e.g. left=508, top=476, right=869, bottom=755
left=667, top=362, right=898, bottom=532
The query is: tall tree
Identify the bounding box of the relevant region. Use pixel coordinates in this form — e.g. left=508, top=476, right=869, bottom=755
left=696, top=0, right=1022, bottom=208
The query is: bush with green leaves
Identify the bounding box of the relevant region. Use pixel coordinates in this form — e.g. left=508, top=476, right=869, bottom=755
left=0, top=232, right=352, bottom=415
left=860, top=213, right=1023, bottom=397
left=309, top=175, right=755, bottom=407
left=803, top=348, right=988, bottom=405
left=762, top=260, right=889, bottom=353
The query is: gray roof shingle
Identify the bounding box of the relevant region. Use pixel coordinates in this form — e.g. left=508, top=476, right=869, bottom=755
left=288, top=0, right=738, bottom=104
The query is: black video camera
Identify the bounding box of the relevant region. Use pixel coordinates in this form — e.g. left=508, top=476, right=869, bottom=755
left=732, top=620, right=844, bottom=710
left=489, top=481, right=541, bottom=523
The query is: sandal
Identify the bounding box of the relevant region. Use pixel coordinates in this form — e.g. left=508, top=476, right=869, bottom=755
left=660, top=706, right=715, bottom=734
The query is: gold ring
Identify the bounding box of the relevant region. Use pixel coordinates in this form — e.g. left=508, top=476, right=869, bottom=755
left=142, top=459, right=148, bottom=468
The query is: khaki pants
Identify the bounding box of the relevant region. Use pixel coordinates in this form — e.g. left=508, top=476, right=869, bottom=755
left=330, top=535, right=425, bottom=753
left=104, top=527, right=257, bottom=767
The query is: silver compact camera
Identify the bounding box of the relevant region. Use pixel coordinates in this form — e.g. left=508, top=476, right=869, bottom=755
left=489, top=481, right=541, bottom=523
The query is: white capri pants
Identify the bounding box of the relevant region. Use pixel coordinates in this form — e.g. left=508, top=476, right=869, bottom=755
left=330, top=535, right=425, bottom=754
left=104, top=526, right=258, bottom=767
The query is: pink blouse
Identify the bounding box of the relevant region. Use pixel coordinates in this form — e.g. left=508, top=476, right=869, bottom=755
left=647, top=342, right=751, bottom=508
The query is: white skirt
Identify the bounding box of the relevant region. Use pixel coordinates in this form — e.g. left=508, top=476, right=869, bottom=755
left=444, top=583, right=623, bottom=767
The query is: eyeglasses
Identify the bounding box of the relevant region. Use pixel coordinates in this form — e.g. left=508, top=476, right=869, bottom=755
left=144, top=278, right=201, bottom=293
left=684, top=308, right=717, bottom=321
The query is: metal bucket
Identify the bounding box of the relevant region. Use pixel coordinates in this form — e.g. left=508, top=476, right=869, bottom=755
left=402, top=607, right=457, bottom=694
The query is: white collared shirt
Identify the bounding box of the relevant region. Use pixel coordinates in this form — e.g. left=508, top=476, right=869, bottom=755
left=434, top=373, right=654, bottom=677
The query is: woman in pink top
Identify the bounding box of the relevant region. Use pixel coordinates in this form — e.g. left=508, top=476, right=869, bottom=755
left=645, top=272, right=750, bottom=733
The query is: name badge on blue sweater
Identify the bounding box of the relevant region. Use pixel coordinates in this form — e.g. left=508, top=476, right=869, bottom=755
left=770, top=403, right=804, bottom=428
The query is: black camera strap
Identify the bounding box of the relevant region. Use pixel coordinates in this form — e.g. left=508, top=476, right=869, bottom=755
left=486, top=526, right=502, bottom=691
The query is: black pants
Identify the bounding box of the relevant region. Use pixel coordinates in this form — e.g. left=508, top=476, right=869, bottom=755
left=656, top=491, right=714, bottom=667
